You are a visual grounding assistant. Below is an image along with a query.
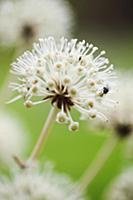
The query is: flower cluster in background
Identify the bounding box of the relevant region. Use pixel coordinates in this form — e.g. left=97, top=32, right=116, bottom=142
left=0, top=163, right=85, bottom=200
left=107, top=169, right=133, bottom=200
left=91, top=71, right=133, bottom=139
left=0, top=0, right=73, bottom=47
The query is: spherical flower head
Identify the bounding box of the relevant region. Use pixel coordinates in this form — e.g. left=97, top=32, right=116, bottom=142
left=105, top=71, right=133, bottom=138
left=113, top=72, right=133, bottom=138
left=0, top=162, right=85, bottom=200
left=107, top=169, right=133, bottom=200
left=89, top=71, right=133, bottom=139
left=0, top=0, right=73, bottom=46
left=0, top=109, right=28, bottom=165
left=9, top=37, right=115, bottom=131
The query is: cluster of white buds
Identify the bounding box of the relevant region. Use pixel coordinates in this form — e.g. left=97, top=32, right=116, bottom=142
left=111, top=72, right=133, bottom=138
left=0, top=0, right=73, bottom=46
left=0, top=162, right=85, bottom=200
left=99, top=71, right=133, bottom=138
left=9, top=37, right=115, bottom=131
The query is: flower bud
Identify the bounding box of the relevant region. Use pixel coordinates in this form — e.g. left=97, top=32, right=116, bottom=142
left=24, top=100, right=33, bottom=108
left=56, top=112, right=68, bottom=124
left=69, top=87, right=77, bottom=97
left=68, top=121, right=79, bottom=131
left=88, top=110, right=97, bottom=119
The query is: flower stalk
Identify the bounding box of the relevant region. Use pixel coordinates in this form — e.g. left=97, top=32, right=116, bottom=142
left=29, top=106, right=58, bottom=161
left=79, top=136, right=119, bottom=192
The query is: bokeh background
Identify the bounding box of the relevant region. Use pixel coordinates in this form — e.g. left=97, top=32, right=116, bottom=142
left=0, top=0, right=133, bottom=199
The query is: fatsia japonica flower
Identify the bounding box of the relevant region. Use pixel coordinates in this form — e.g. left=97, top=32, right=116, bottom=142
left=0, top=163, right=85, bottom=200
left=109, top=72, right=133, bottom=138
left=0, top=0, right=73, bottom=46
left=9, top=37, right=115, bottom=131
left=92, top=71, right=133, bottom=138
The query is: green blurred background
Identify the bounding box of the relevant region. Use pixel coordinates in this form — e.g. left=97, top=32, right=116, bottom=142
left=0, top=0, right=133, bottom=199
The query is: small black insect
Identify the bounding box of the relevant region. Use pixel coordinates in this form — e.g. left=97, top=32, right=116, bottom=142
left=78, top=56, right=82, bottom=61
left=103, top=87, right=109, bottom=94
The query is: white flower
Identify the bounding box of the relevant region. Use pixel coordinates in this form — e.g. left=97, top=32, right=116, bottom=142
left=9, top=37, right=115, bottom=131
left=0, top=0, right=73, bottom=46
left=111, top=72, right=133, bottom=138
left=112, top=71, right=133, bottom=136
left=0, top=109, right=28, bottom=165
left=0, top=163, right=85, bottom=200
left=90, top=71, right=133, bottom=138
left=105, top=72, right=133, bottom=138
left=107, top=169, right=133, bottom=200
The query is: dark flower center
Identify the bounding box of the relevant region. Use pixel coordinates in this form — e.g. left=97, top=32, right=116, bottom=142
left=115, top=123, right=132, bottom=138
left=44, top=86, right=74, bottom=112
left=21, top=24, right=35, bottom=41
left=52, top=94, right=74, bottom=111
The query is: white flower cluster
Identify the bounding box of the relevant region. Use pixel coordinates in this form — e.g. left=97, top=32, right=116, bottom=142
left=111, top=72, right=133, bottom=137
left=107, top=169, right=133, bottom=200
left=103, top=72, right=133, bottom=138
left=10, top=37, right=115, bottom=131
left=0, top=109, right=27, bottom=165
left=0, top=163, right=85, bottom=200
left=0, top=0, right=73, bottom=45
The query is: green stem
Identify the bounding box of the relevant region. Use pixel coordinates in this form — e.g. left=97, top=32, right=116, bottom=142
left=28, top=106, right=58, bottom=161
left=79, top=136, right=119, bottom=192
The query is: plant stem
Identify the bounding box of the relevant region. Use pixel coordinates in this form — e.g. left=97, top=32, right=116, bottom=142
left=28, top=106, right=58, bottom=161
left=79, top=137, right=119, bottom=192
left=13, top=155, right=27, bottom=169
